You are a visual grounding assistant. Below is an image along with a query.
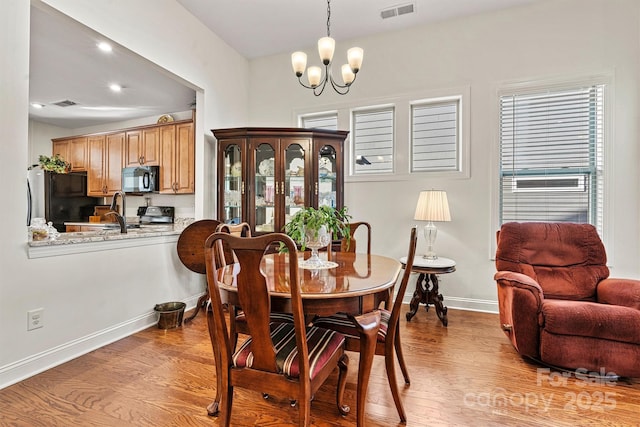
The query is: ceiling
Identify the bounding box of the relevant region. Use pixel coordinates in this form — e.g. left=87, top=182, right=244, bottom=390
left=176, top=0, right=540, bottom=59
left=29, top=0, right=540, bottom=129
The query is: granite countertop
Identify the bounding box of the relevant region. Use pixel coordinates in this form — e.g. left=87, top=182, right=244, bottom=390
left=28, top=218, right=193, bottom=248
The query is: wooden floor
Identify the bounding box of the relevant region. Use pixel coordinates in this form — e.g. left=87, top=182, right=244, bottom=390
left=1, top=305, right=639, bottom=426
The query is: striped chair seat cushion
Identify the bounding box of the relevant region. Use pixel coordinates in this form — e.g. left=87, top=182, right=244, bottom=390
left=235, top=311, right=294, bottom=324
left=313, top=310, right=391, bottom=343
left=232, top=323, right=345, bottom=380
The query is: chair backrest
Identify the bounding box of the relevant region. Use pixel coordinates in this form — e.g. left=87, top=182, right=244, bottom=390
left=215, top=222, right=252, bottom=266
left=216, top=222, right=252, bottom=237
left=387, top=226, right=417, bottom=333
left=495, top=222, right=609, bottom=301
left=204, top=232, right=310, bottom=378
left=340, top=221, right=371, bottom=254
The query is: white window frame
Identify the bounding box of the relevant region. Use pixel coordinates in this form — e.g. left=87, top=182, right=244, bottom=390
left=490, top=73, right=613, bottom=261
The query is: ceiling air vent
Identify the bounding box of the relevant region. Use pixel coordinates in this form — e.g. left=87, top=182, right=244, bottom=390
left=52, top=100, right=77, bottom=107
left=380, top=3, right=415, bottom=19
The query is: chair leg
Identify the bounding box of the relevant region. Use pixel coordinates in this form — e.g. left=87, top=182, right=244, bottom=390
left=394, top=325, right=411, bottom=384
left=219, top=385, right=233, bottom=427
left=336, top=353, right=350, bottom=416
left=298, top=398, right=311, bottom=427
left=205, top=303, right=221, bottom=417
left=385, top=343, right=407, bottom=423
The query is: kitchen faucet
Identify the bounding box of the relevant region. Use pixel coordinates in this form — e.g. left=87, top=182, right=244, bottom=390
left=106, top=190, right=127, bottom=233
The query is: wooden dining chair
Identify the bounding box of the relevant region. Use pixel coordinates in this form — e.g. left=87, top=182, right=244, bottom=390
left=340, top=221, right=371, bottom=254
left=215, top=222, right=296, bottom=350
left=204, top=232, right=350, bottom=427
left=314, top=226, right=417, bottom=423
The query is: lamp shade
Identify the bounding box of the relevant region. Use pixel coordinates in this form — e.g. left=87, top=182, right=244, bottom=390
left=414, top=190, right=451, bottom=222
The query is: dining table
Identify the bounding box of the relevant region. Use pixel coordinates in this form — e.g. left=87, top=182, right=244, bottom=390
left=214, top=250, right=402, bottom=426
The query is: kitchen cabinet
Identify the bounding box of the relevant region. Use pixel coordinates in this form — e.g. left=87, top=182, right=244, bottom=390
left=52, top=137, right=88, bottom=171
left=125, top=127, right=160, bottom=167
left=213, top=127, right=348, bottom=234
left=87, top=132, right=124, bottom=196
left=159, top=122, right=195, bottom=194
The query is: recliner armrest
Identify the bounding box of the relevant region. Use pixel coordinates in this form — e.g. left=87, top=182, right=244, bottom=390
left=597, top=278, right=640, bottom=310
left=494, top=271, right=545, bottom=359
left=494, top=271, right=543, bottom=293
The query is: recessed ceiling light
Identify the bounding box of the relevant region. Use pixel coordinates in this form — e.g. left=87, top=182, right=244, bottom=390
left=97, top=42, right=112, bottom=52
left=109, top=83, right=122, bottom=92
left=31, top=102, right=45, bottom=109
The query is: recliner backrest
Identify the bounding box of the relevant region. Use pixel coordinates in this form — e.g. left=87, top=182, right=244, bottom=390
left=495, top=222, right=609, bottom=301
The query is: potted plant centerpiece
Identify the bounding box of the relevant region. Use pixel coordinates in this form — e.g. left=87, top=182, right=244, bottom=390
left=284, top=205, right=351, bottom=268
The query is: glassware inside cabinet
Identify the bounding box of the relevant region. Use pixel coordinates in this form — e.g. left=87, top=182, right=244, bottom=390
left=318, top=145, right=337, bottom=207
left=285, top=144, right=306, bottom=223
left=255, top=143, right=275, bottom=232
left=223, top=144, right=242, bottom=224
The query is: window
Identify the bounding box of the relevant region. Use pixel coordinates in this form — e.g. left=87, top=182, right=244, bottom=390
left=352, top=106, right=394, bottom=174
left=300, top=113, right=338, bottom=130
left=411, top=98, right=460, bottom=172
left=499, top=84, right=605, bottom=233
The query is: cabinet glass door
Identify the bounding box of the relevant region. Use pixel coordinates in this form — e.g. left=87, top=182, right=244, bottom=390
left=284, top=143, right=306, bottom=225
left=318, top=145, right=337, bottom=207
left=222, top=144, right=243, bottom=224
left=254, top=143, right=275, bottom=232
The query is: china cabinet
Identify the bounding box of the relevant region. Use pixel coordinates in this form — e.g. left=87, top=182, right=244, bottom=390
left=213, top=127, right=348, bottom=234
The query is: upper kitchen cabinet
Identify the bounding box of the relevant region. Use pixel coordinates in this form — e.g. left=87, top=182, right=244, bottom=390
left=213, top=127, right=348, bottom=234
left=87, top=132, right=124, bottom=197
left=159, top=122, right=195, bottom=194
left=52, top=136, right=88, bottom=172
left=125, top=127, right=160, bottom=167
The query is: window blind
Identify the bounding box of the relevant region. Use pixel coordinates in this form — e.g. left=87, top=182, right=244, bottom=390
left=353, top=107, right=394, bottom=174
left=411, top=100, right=459, bottom=172
left=499, top=85, right=604, bottom=232
left=301, top=113, right=338, bottom=130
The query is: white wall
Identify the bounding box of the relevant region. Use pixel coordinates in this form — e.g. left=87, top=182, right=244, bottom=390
left=0, top=0, right=249, bottom=388
left=247, top=0, right=640, bottom=310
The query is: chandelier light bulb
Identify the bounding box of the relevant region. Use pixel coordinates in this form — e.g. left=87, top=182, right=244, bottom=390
left=317, top=37, right=335, bottom=65
left=291, top=52, right=307, bottom=77
left=341, top=64, right=355, bottom=85
left=347, top=47, right=364, bottom=73
left=307, top=66, right=322, bottom=88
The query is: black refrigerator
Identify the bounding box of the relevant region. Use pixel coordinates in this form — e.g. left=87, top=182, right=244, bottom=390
left=27, top=167, right=100, bottom=232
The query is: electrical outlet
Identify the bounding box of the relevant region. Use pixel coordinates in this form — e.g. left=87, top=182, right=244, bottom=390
left=27, top=308, right=44, bottom=331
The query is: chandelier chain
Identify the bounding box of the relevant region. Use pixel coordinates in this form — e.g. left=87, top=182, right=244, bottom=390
left=326, top=0, right=331, bottom=37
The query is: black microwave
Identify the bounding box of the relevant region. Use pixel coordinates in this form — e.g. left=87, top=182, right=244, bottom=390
left=122, top=166, right=159, bottom=193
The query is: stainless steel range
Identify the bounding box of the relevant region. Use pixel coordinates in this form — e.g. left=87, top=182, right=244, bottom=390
left=137, top=206, right=175, bottom=224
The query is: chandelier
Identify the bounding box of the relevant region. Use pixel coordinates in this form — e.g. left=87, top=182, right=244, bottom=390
left=291, top=0, right=364, bottom=96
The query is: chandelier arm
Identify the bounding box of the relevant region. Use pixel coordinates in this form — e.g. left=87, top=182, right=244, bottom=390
left=327, top=73, right=351, bottom=95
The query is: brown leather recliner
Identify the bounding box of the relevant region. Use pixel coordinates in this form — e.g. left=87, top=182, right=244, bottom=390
left=494, top=222, right=640, bottom=377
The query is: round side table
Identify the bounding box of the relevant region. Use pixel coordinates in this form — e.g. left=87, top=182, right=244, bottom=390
left=399, top=256, right=456, bottom=326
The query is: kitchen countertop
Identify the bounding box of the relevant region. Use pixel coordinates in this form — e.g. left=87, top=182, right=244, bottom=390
left=27, top=218, right=194, bottom=258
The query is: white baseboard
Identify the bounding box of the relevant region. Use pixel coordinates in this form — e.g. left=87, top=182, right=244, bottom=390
left=402, top=295, right=499, bottom=314
left=0, top=294, right=203, bottom=390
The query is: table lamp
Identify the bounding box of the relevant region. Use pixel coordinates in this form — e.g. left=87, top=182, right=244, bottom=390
left=414, top=190, right=451, bottom=259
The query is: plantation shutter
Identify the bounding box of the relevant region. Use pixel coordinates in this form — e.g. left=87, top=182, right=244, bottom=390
left=353, top=107, right=394, bottom=174
left=411, top=100, right=459, bottom=172
left=499, top=85, right=604, bottom=233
